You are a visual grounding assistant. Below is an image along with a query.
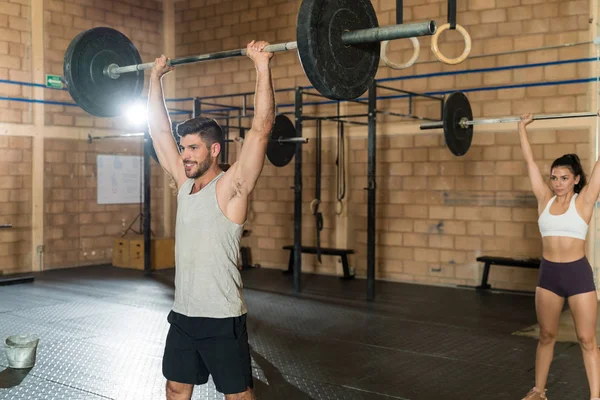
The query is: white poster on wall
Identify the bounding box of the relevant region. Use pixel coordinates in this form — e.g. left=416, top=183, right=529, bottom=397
left=97, top=155, right=144, bottom=204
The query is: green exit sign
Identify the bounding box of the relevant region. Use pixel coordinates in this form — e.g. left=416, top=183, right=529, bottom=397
left=45, top=74, right=63, bottom=89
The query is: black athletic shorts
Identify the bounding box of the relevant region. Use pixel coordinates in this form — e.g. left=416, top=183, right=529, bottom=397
left=162, top=310, right=253, bottom=394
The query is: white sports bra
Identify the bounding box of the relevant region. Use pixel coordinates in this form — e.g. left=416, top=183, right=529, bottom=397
left=538, top=193, right=588, bottom=240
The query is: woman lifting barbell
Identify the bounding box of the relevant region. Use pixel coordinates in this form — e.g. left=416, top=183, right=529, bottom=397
left=518, top=113, right=600, bottom=400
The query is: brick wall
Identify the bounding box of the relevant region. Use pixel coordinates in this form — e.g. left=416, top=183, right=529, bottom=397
left=44, top=0, right=163, bottom=129
left=43, top=137, right=165, bottom=269
left=0, top=0, right=595, bottom=290
left=173, top=0, right=596, bottom=291
left=348, top=127, right=591, bottom=291
left=0, top=0, right=32, bottom=124
left=0, top=0, right=169, bottom=275
left=1, top=0, right=164, bottom=125
left=174, top=0, right=592, bottom=120
left=0, top=136, right=32, bottom=275
left=240, top=125, right=591, bottom=291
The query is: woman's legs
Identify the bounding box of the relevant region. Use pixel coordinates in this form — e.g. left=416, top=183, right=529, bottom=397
left=568, top=291, right=600, bottom=398
left=533, top=287, right=565, bottom=392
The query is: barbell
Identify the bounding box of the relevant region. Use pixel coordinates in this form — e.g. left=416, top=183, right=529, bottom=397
left=63, top=0, right=437, bottom=118
left=88, top=134, right=307, bottom=146
left=88, top=114, right=306, bottom=168
left=419, top=91, right=599, bottom=156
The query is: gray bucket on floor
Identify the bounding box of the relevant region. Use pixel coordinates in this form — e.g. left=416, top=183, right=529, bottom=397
left=4, top=335, right=39, bottom=369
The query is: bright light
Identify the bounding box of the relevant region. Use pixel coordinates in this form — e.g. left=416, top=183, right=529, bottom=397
left=126, top=102, right=147, bottom=127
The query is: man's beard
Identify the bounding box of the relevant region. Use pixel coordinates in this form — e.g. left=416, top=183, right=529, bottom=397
left=186, top=156, right=212, bottom=179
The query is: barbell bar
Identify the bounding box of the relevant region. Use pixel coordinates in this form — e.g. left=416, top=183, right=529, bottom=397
left=87, top=133, right=148, bottom=142
left=87, top=133, right=309, bottom=145
left=420, top=111, right=598, bottom=130
left=419, top=91, right=599, bottom=157
left=63, top=0, right=437, bottom=118
left=106, top=21, right=435, bottom=78
left=105, top=42, right=300, bottom=78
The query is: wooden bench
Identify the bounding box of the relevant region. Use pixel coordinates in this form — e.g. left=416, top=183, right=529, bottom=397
left=476, top=256, right=540, bottom=290
left=283, top=245, right=355, bottom=279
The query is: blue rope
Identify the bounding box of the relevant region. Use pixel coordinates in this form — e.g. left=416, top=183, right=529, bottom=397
left=0, top=79, right=68, bottom=90
left=0, top=96, right=191, bottom=115
left=1, top=77, right=597, bottom=112
left=2, top=56, right=596, bottom=102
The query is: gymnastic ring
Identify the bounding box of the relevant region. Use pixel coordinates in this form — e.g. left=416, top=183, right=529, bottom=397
left=380, top=37, right=420, bottom=70
left=335, top=200, right=344, bottom=216
left=430, top=23, right=472, bottom=65
left=310, top=199, right=320, bottom=215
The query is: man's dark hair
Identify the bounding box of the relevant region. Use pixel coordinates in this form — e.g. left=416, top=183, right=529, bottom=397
left=176, top=117, right=224, bottom=150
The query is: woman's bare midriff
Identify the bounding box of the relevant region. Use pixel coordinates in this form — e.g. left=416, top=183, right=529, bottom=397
left=542, top=236, right=586, bottom=262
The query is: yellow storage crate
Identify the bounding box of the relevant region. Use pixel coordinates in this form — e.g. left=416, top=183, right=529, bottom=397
left=112, top=236, right=175, bottom=270
left=112, top=239, right=130, bottom=267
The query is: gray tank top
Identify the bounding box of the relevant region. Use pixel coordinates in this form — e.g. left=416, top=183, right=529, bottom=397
left=172, top=172, right=247, bottom=318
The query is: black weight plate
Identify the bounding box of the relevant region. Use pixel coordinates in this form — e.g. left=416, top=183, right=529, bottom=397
left=64, top=27, right=144, bottom=118
left=267, top=114, right=297, bottom=167
left=149, top=116, right=297, bottom=168
left=297, top=0, right=380, bottom=100
left=444, top=91, right=473, bottom=156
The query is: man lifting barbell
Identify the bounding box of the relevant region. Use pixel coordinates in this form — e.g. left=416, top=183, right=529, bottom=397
left=149, top=40, right=274, bottom=400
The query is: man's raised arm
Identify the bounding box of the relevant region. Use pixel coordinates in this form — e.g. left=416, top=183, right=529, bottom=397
left=147, top=56, right=185, bottom=186
left=229, top=41, right=275, bottom=195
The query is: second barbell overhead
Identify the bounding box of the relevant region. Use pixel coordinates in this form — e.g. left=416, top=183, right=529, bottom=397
left=419, top=91, right=599, bottom=157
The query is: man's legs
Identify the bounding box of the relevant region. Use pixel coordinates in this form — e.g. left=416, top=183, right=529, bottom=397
left=225, top=387, right=255, bottom=400
left=163, top=312, right=209, bottom=399
left=166, top=381, right=194, bottom=400
left=201, top=314, right=254, bottom=398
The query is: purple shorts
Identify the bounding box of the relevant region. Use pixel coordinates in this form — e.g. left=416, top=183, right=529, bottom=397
left=537, top=256, right=596, bottom=298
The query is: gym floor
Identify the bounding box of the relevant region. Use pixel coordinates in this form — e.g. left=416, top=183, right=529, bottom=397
left=0, top=266, right=591, bottom=399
